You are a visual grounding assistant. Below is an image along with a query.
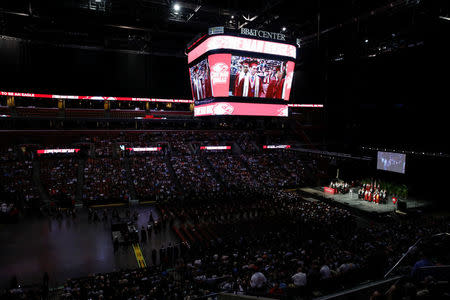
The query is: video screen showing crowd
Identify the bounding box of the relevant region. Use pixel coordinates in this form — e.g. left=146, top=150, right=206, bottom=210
left=230, top=56, right=289, bottom=99
left=189, top=58, right=212, bottom=101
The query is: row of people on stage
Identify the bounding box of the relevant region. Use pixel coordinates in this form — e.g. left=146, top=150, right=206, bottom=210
left=329, top=181, right=350, bottom=194
left=358, top=187, right=388, bottom=204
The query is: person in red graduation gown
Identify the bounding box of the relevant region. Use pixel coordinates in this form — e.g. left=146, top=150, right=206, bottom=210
left=191, top=66, right=200, bottom=100
left=233, top=61, right=250, bottom=97
left=247, top=61, right=263, bottom=98
left=265, top=66, right=285, bottom=99
left=261, top=67, right=274, bottom=98
left=202, top=65, right=212, bottom=98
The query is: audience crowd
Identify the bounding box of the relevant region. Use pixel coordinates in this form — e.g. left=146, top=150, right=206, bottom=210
left=3, top=186, right=446, bottom=299
left=1, top=135, right=449, bottom=299
left=207, top=154, right=255, bottom=188
left=171, top=156, right=221, bottom=194
left=0, top=146, right=20, bottom=161
left=242, top=153, right=310, bottom=188
left=92, top=137, right=121, bottom=157
left=0, top=160, right=39, bottom=210
left=40, top=158, right=78, bottom=202
left=129, top=156, right=176, bottom=202
left=83, top=158, right=130, bottom=204
left=1, top=133, right=314, bottom=209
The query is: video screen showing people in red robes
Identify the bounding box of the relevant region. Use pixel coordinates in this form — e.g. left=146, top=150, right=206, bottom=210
left=229, top=56, right=292, bottom=100
left=189, top=58, right=213, bottom=101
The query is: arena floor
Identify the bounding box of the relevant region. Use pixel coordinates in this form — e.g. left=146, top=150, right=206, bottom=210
left=0, top=205, right=179, bottom=289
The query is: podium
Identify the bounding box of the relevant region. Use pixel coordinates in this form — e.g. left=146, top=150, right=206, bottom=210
left=324, top=187, right=336, bottom=194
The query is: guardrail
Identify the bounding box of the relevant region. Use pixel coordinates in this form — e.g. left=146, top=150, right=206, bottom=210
left=313, top=276, right=402, bottom=300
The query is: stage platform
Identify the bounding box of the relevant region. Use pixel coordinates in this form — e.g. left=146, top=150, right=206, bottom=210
left=299, top=187, right=430, bottom=215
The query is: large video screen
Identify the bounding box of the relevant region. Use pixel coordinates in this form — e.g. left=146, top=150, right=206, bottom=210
left=377, top=151, right=406, bottom=174
left=189, top=58, right=212, bottom=101
left=189, top=54, right=295, bottom=102
left=188, top=34, right=297, bottom=117
left=230, top=56, right=294, bottom=100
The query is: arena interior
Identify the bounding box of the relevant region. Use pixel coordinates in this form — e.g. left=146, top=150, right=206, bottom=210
left=0, top=1, right=449, bottom=299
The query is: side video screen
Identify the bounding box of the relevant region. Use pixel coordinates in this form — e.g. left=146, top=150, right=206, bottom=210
left=377, top=151, right=406, bottom=174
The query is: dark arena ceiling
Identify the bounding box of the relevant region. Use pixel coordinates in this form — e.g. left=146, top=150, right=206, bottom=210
left=0, top=0, right=448, bottom=57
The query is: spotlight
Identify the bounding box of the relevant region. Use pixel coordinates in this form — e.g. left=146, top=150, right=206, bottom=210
left=173, top=3, right=180, bottom=11
left=365, top=39, right=368, bottom=43
left=231, top=15, right=234, bottom=19
left=282, top=27, right=287, bottom=31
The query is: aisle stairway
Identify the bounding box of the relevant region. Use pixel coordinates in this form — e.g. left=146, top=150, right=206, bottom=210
left=165, top=154, right=184, bottom=195
left=237, top=155, right=259, bottom=183
left=122, top=156, right=138, bottom=201
left=32, top=160, right=49, bottom=203
left=200, top=155, right=225, bottom=188
left=75, top=158, right=85, bottom=206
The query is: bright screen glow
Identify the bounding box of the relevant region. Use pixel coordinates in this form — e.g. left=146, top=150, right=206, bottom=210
left=263, top=145, right=291, bottom=149
left=200, top=146, right=231, bottom=150
left=37, top=149, right=80, bottom=154
left=124, top=147, right=162, bottom=152
left=190, top=55, right=294, bottom=101
left=377, top=151, right=406, bottom=174
left=187, top=34, right=299, bottom=117
left=208, top=53, right=232, bottom=97
left=187, top=35, right=297, bottom=63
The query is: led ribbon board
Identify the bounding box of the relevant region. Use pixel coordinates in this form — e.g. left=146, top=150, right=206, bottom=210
left=200, top=146, right=231, bottom=150
left=37, top=149, right=80, bottom=154
left=0, top=91, right=192, bottom=103
left=123, top=147, right=162, bottom=152
left=187, top=35, right=297, bottom=64
left=263, top=145, right=291, bottom=149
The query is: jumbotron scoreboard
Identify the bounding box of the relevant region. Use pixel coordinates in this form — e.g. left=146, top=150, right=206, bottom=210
left=186, top=27, right=297, bottom=117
